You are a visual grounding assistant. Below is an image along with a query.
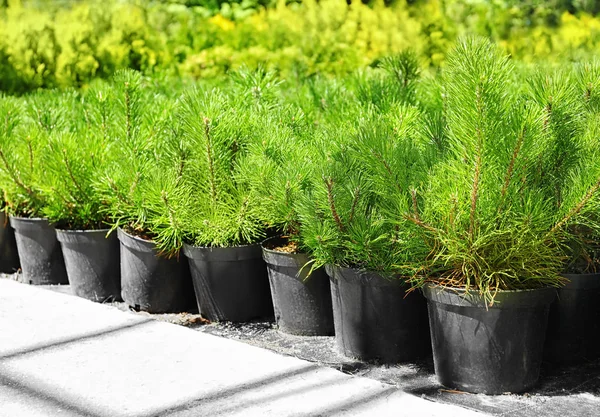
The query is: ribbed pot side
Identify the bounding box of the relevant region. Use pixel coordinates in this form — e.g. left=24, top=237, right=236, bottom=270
left=262, top=237, right=333, bottom=336
left=118, top=228, right=193, bottom=313
left=56, top=229, right=121, bottom=302
left=9, top=216, right=68, bottom=285
left=424, top=285, right=556, bottom=394
left=327, top=265, right=431, bottom=363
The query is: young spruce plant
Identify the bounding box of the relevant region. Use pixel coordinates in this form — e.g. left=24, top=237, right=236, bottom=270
left=410, top=37, right=600, bottom=303
left=526, top=66, right=600, bottom=274
left=0, top=92, right=65, bottom=218
left=41, top=87, right=115, bottom=230
left=298, top=106, right=434, bottom=277
left=96, top=70, right=190, bottom=255
left=168, top=86, right=266, bottom=248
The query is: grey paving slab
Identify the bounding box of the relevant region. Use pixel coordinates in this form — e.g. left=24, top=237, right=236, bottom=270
left=0, top=383, right=84, bottom=417
left=0, top=279, right=147, bottom=358
left=0, top=280, right=485, bottom=417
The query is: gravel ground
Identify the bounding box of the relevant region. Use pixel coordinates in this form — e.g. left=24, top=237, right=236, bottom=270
left=4, top=273, right=600, bottom=417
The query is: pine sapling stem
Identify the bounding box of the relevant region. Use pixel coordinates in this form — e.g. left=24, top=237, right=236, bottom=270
left=404, top=213, right=440, bottom=233
left=204, top=117, right=218, bottom=205
left=62, top=149, right=87, bottom=201
left=501, top=126, right=525, bottom=199
left=585, top=84, right=592, bottom=102
left=108, top=178, right=132, bottom=206
left=324, top=176, right=344, bottom=233
left=125, top=82, right=132, bottom=143
left=237, top=196, right=249, bottom=225
left=370, top=149, right=402, bottom=193
left=348, top=186, right=361, bottom=224
left=161, top=191, right=179, bottom=230
left=544, top=97, right=553, bottom=130
left=411, top=188, right=420, bottom=221
left=129, top=172, right=141, bottom=199
left=550, top=177, right=600, bottom=235
left=27, top=137, right=34, bottom=173
left=469, top=136, right=482, bottom=241
left=0, top=149, right=37, bottom=203
left=470, top=84, right=485, bottom=242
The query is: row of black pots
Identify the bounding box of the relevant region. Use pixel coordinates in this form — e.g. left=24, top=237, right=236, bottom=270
left=4, top=216, right=274, bottom=319
left=5, top=216, right=600, bottom=394
left=265, top=240, right=600, bottom=394
left=119, top=230, right=276, bottom=318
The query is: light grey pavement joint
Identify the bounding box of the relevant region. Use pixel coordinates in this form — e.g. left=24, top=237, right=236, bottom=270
left=0, top=279, right=486, bottom=417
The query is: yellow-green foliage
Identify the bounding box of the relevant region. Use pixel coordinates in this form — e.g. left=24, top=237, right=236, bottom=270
left=2, top=0, right=600, bottom=93
left=0, top=0, right=172, bottom=93
left=501, top=12, right=600, bottom=63
left=183, top=0, right=423, bottom=78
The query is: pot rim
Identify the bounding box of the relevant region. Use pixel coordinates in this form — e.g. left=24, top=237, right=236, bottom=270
left=261, top=236, right=314, bottom=269
left=56, top=228, right=112, bottom=234
left=182, top=241, right=262, bottom=262
left=559, top=272, right=600, bottom=290
left=183, top=241, right=262, bottom=250
left=9, top=216, right=49, bottom=221
left=423, top=283, right=557, bottom=308
left=117, top=227, right=153, bottom=242
left=326, top=264, right=408, bottom=288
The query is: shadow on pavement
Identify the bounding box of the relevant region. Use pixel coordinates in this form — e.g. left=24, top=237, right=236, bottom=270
left=185, top=372, right=348, bottom=416
left=0, top=318, right=154, bottom=361
left=310, top=387, right=397, bottom=417
left=0, top=372, right=103, bottom=417
left=148, top=363, right=322, bottom=417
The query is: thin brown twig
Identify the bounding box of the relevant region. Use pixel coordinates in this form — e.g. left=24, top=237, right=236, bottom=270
left=62, top=149, right=87, bottom=200
left=324, top=176, right=344, bottom=233
left=0, top=149, right=37, bottom=201
left=550, top=177, right=600, bottom=235
left=204, top=117, right=218, bottom=205
left=348, top=186, right=361, bottom=224
left=370, top=149, right=402, bottom=192
left=500, top=126, right=526, bottom=200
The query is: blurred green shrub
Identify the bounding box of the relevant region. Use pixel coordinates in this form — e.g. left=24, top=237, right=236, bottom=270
left=1, top=0, right=600, bottom=94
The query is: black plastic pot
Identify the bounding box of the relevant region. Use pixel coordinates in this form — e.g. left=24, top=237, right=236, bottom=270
left=544, top=273, right=600, bottom=365
left=326, top=265, right=431, bottom=363
left=56, top=229, right=121, bottom=303
left=261, top=237, right=333, bottom=336
left=423, top=285, right=556, bottom=394
left=0, top=212, right=20, bottom=273
left=183, top=243, right=273, bottom=322
left=9, top=216, right=68, bottom=285
left=118, top=228, right=193, bottom=313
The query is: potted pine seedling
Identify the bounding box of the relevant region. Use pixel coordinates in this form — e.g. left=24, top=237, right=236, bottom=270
left=176, top=87, right=273, bottom=322
left=298, top=109, right=433, bottom=363
left=0, top=93, right=67, bottom=285
left=0, top=194, right=20, bottom=273
left=408, top=38, right=600, bottom=394
left=531, top=65, right=600, bottom=364
left=41, top=87, right=121, bottom=302
left=97, top=70, right=193, bottom=313
left=241, top=107, right=334, bottom=336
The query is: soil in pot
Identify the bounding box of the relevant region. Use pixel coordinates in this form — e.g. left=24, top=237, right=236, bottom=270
left=183, top=243, right=274, bottom=322
left=118, top=228, right=194, bottom=314
left=9, top=216, right=68, bottom=285
left=423, top=285, right=556, bottom=394
left=56, top=229, right=121, bottom=303
left=544, top=273, right=600, bottom=365
left=326, top=265, right=431, bottom=363
left=262, top=236, right=334, bottom=336
left=0, top=212, right=20, bottom=273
